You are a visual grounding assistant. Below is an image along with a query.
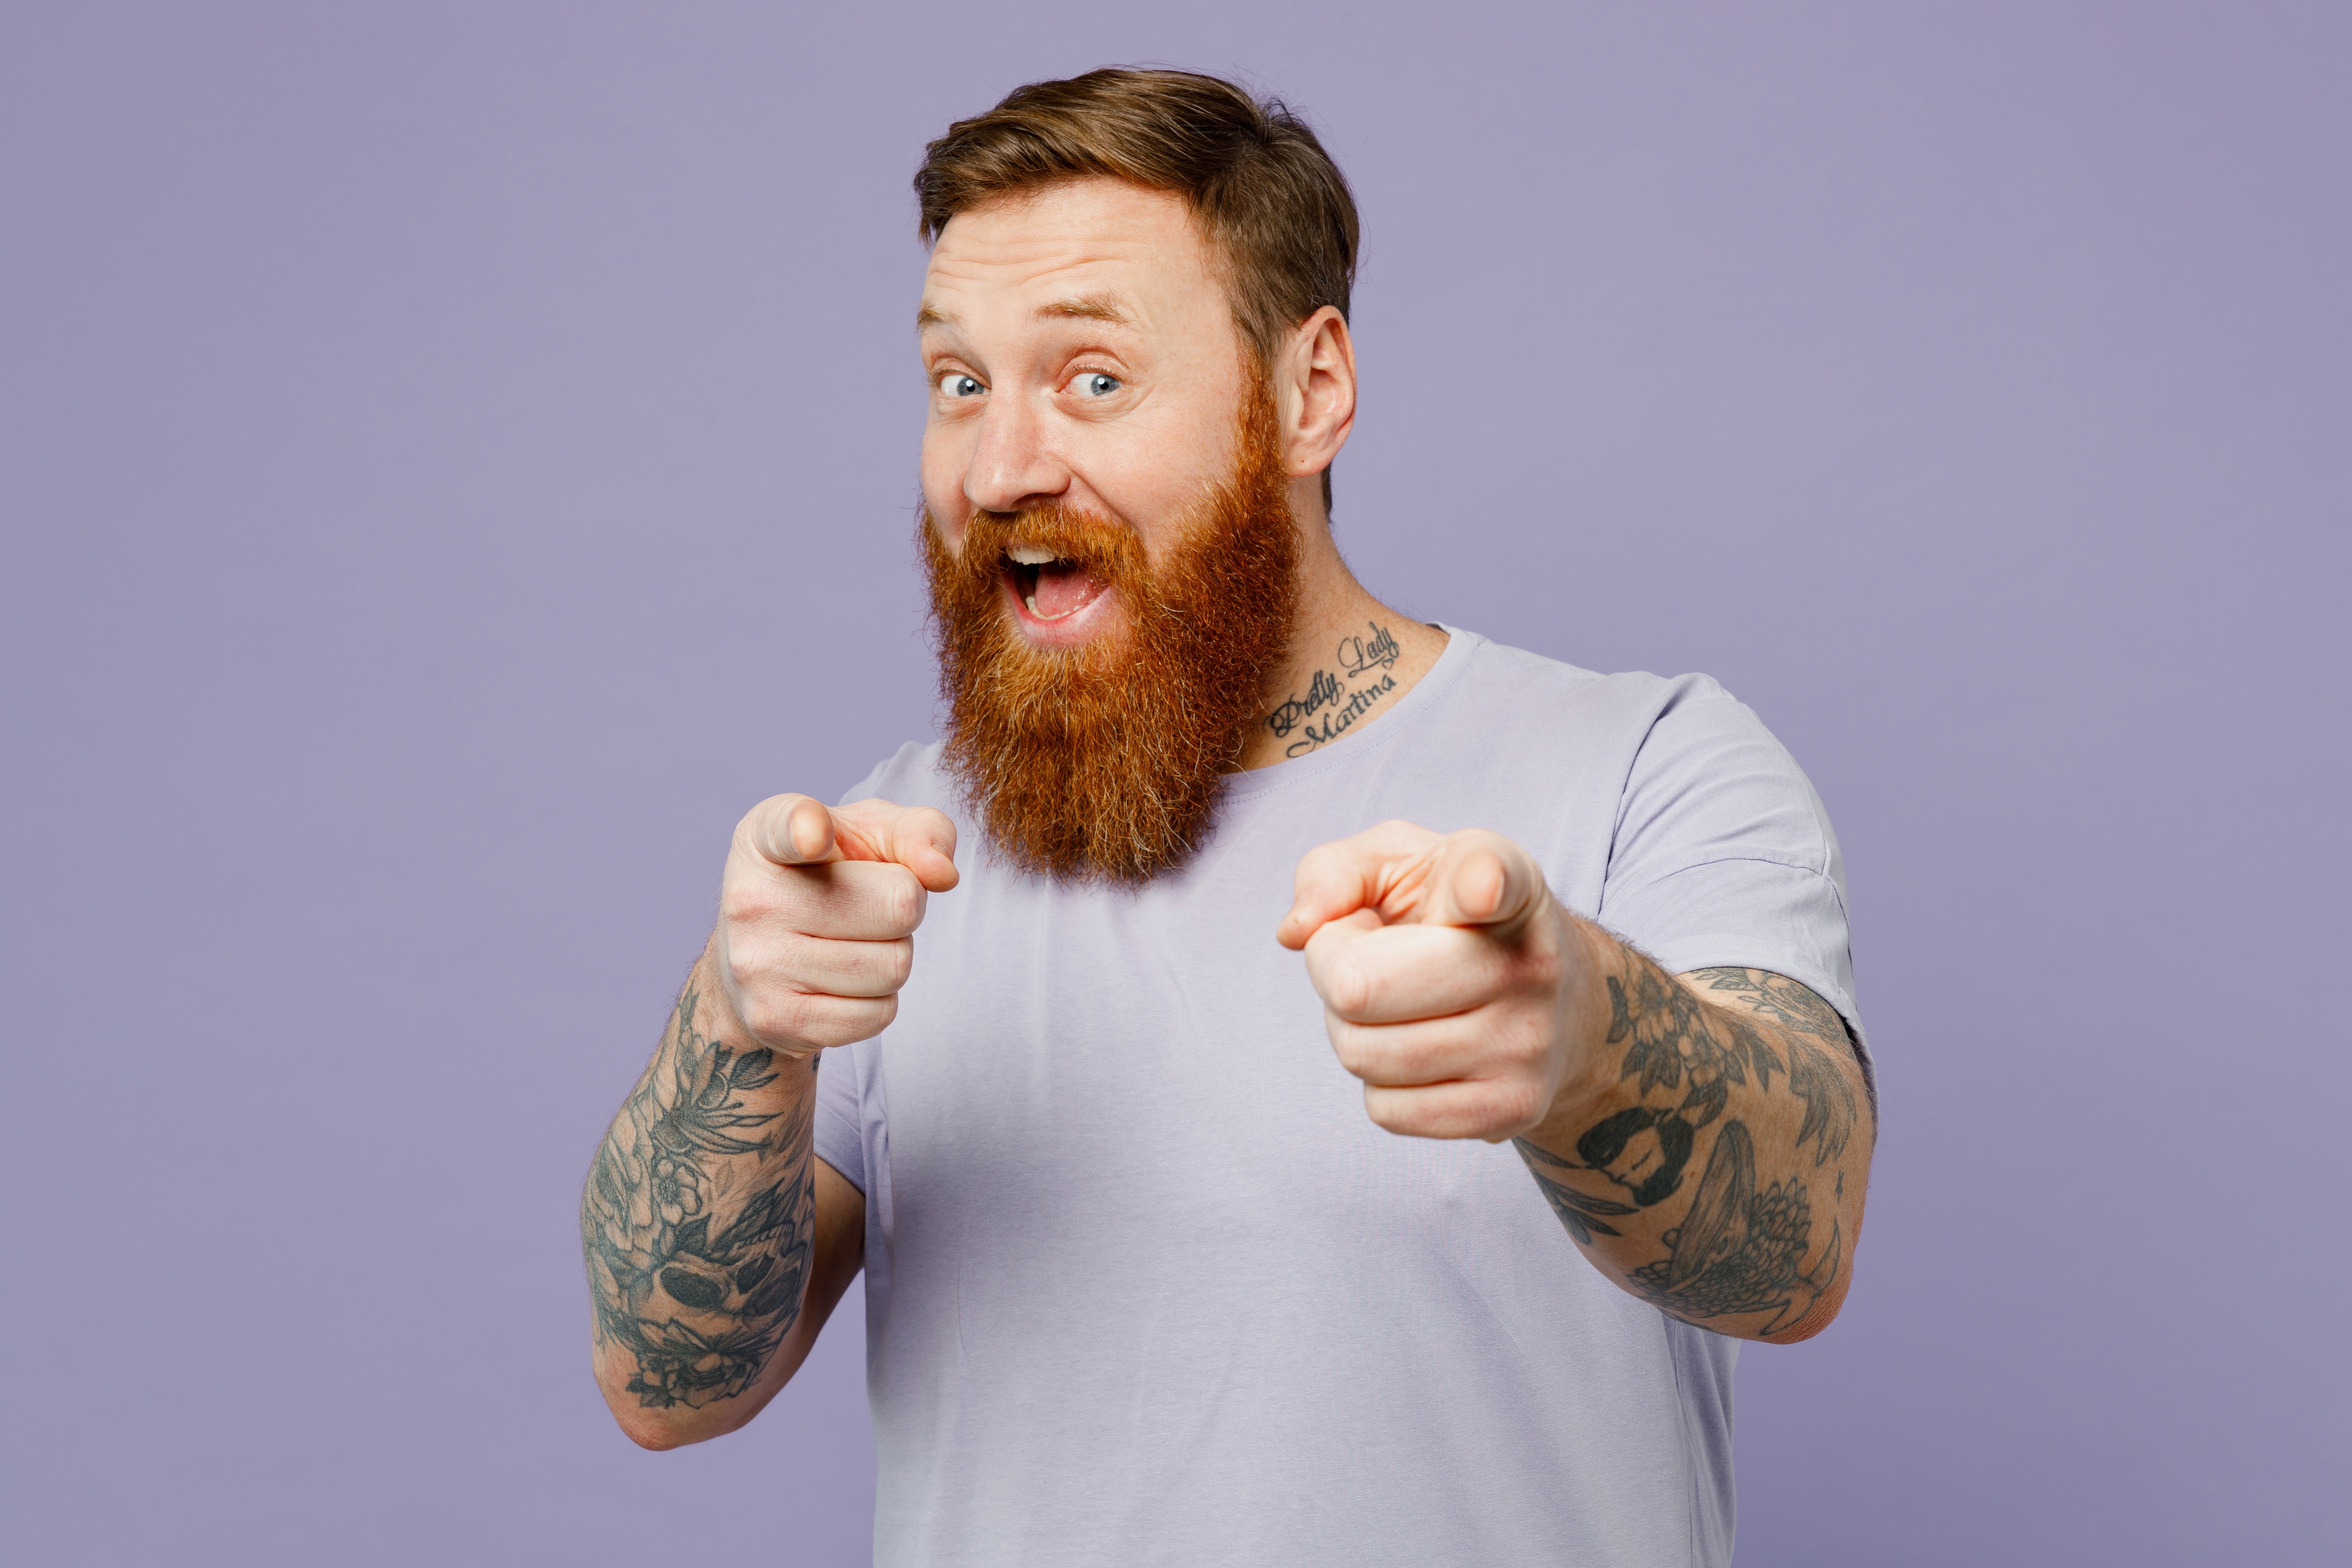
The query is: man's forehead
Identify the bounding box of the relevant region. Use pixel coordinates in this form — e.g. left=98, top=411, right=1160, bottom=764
left=917, top=180, right=1213, bottom=326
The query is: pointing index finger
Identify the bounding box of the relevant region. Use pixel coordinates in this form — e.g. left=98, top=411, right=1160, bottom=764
left=1279, top=823, right=1550, bottom=948
left=832, top=798, right=961, bottom=893
left=739, top=795, right=959, bottom=893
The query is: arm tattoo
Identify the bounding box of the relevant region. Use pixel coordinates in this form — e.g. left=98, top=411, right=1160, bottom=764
left=1687, top=965, right=1876, bottom=1127
left=1518, top=1139, right=1638, bottom=1244
left=1265, top=621, right=1401, bottom=758
left=581, top=986, right=813, bottom=1409
left=1517, top=961, right=1869, bottom=1337
left=1632, top=1120, right=1842, bottom=1330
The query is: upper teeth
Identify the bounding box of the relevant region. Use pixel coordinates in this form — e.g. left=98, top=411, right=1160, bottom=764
left=1008, top=545, right=1058, bottom=565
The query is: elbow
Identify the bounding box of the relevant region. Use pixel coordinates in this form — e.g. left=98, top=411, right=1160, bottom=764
left=1762, top=1307, right=1840, bottom=1344
left=1759, top=1270, right=1852, bottom=1344
left=608, top=1399, right=739, bottom=1452
left=594, top=1370, right=715, bottom=1452
left=1760, top=1188, right=1869, bottom=1344
left=615, top=1409, right=696, bottom=1452
left=600, top=1381, right=767, bottom=1452
left=592, top=1346, right=744, bottom=1451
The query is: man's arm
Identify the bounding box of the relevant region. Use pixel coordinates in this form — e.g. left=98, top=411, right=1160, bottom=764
left=582, top=792, right=951, bottom=1448
left=1512, top=945, right=1872, bottom=1341
left=1281, top=821, right=1875, bottom=1343
left=582, top=963, right=867, bottom=1448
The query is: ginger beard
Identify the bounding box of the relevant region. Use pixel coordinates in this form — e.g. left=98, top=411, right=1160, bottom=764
left=921, top=379, right=1299, bottom=884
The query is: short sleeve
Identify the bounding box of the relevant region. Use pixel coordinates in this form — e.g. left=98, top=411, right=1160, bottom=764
left=814, top=1043, right=868, bottom=1194
left=1594, top=678, right=1869, bottom=1070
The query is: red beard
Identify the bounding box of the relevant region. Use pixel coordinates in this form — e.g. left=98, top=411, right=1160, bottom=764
left=920, top=383, right=1299, bottom=884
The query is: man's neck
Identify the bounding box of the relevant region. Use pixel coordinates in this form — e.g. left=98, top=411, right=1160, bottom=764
left=1234, top=513, right=1449, bottom=771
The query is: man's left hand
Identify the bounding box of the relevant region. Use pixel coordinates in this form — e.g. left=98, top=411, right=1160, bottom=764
left=1278, top=820, right=1608, bottom=1141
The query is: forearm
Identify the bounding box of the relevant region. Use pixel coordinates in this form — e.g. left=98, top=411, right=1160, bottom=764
left=582, top=950, right=820, bottom=1446
left=1516, top=925, right=1875, bottom=1341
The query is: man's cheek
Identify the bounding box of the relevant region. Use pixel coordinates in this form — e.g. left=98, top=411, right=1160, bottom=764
left=918, top=443, right=969, bottom=540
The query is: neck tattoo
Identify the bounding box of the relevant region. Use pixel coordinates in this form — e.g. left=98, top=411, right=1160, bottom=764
left=1265, top=620, right=1403, bottom=759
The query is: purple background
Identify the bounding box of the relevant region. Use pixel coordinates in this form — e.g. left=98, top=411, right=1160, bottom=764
left=4, top=4, right=2345, bottom=1563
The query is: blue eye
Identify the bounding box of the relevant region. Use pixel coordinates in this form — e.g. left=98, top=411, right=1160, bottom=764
left=938, top=373, right=984, bottom=399
left=1075, top=372, right=1121, bottom=397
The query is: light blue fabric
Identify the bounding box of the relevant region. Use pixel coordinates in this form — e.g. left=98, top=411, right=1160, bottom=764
left=815, top=628, right=1861, bottom=1568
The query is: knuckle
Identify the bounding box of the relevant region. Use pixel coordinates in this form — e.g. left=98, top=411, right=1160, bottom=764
left=818, top=994, right=895, bottom=1046
left=1363, top=1088, right=1411, bottom=1134
left=881, top=872, right=924, bottom=934
left=797, top=993, right=897, bottom=1051
left=717, top=934, right=767, bottom=991
left=741, top=988, right=818, bottom=1048
left=770, top=930, right=823, bottom=984
left=1324, top=958, right=1377, bottom=1019
left=719, top=948, right=755, bottom=997
left=718, top=871, right=771, bottom=924
left=1500, top=1012, right=1551, bottom=1067
left=1486, top=1081, right=1545, bottom=1133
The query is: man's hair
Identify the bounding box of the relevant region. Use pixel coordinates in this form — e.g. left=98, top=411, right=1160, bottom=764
left=914, top=68, right=1359, bottom=511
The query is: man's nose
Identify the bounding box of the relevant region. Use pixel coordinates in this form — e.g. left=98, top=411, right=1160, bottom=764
left=963, top=394, right=1070, bottom=514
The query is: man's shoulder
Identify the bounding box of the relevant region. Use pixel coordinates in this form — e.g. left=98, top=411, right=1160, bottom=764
left=1435, top=632, right=1808, bottom=834
left=1444, top=627, right=1745, bottom=735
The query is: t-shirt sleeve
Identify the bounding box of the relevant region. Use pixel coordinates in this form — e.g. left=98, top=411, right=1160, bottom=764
left=1593, top=677, right=1870, bottom=1075
left=814, top=1043, right=867, bottom=1193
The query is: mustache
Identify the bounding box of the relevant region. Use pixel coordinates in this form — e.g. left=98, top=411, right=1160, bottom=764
left=953, top=507, right=1145, bottom=573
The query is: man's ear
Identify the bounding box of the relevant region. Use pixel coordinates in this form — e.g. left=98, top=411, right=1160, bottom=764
left=1279, top=305, right=1357, bottom=488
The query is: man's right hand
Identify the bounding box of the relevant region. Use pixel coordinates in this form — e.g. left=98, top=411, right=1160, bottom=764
left=711, top=794, right=960, bottom=1059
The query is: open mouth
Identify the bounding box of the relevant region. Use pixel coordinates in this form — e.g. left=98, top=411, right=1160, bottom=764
left=1003, top=543, right=1110, bottom=625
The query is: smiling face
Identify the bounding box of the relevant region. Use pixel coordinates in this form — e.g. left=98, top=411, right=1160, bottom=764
left=914, top=178, right=1304, bottom=883
left=918, top=178, right=1260, bottom=650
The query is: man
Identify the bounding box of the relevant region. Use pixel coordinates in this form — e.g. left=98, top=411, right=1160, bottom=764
left=583, top=68, right=1876, bottom=1566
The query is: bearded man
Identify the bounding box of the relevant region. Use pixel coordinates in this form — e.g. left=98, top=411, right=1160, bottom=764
left=582, top=68, right=1877, bottom=1568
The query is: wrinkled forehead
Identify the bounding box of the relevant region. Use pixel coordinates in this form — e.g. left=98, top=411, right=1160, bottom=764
left=917, top=179, right=1230, bottom=342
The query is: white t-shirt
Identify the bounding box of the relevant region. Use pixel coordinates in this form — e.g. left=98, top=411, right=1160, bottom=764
left=816, top=627, right=1862, bottom=1568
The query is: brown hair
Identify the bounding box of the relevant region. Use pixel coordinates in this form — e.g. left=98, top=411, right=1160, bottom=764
left=915, top=68, right=1359, bottom=511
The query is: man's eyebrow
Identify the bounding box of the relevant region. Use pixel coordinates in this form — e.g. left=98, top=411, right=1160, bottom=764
left=915, top=294, right=1134, bottom=332
left=1036, top=293, right=1133, bottom=325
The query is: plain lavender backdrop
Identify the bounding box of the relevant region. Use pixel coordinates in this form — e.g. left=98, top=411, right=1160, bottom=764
left=3, top=3, right=2345, bottom=1564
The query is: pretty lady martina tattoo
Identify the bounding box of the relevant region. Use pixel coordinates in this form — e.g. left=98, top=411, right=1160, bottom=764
left=581, top=986, right=814, bottom=1409
left=1266, top=620, right=1402, bottom=758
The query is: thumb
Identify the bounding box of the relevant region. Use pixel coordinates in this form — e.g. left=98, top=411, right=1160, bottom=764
left=1423, top=830, right=1548, bottom=936
left=743, top=793, right=841, bottom=867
